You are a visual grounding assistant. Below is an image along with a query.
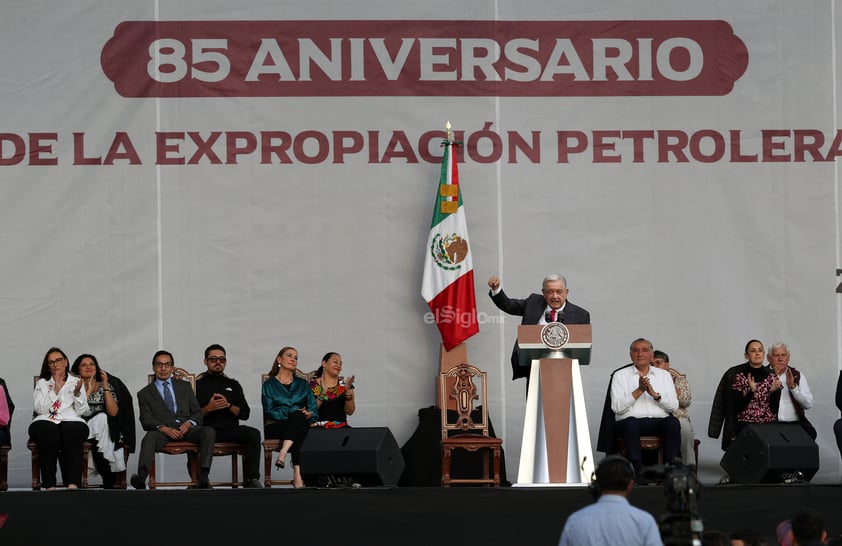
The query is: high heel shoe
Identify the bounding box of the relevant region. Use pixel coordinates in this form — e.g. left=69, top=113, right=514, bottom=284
left=275, top=457, right=285, bottom=469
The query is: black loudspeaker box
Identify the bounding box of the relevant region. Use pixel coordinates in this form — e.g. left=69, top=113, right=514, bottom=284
left=300, top=427, right=405, bottom=487
left=720, top=423, right=819, bottom=484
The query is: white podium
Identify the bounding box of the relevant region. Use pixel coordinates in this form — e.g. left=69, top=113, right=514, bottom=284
left=515, top=324, right=594, bottom=486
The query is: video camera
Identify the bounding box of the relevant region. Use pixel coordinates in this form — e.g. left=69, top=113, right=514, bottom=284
left=643, top=461, right=704, bottom=546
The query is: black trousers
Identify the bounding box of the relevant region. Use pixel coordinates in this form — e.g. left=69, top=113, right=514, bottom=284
left=212, top=425, right=262, bottom=480
left=614, top=415, right=681, bottom=465
left=28, top=420, right=89, bottom=488
left=264, top=411, right=310, bottom=465
left=88, top=440, right=116, bottom=488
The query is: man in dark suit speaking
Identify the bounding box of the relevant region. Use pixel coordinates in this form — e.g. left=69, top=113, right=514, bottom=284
left=130, top=350, right=215, bottom=489
left=488, top=274, right=590, bottom=381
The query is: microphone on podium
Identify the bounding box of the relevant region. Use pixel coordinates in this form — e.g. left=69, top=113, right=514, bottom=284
left=544, top=310, right=565, bottom=323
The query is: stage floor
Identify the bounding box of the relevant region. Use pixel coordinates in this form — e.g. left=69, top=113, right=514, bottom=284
left=1, top=483, right=841, bottom=545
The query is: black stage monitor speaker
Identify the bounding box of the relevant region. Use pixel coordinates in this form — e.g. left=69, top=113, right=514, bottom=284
left=720, top=423, right=819, bottom=484
left=300, top=427, right=405, bottom=487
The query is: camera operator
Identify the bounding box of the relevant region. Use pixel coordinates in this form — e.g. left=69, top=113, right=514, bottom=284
left=558, top=455, right=662, bottom=546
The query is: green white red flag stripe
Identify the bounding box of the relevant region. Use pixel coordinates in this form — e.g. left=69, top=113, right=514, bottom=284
left=420, top=136, right=479, bottom=350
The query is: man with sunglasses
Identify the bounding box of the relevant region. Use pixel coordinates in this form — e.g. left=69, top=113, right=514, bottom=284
left=196, top=344, right=263, bottom=488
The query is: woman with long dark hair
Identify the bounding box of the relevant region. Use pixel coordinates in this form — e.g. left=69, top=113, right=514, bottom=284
left=309, top=352, right=356, bottom=428
left=29, top=347, right=89, bottom=490
left=71, top=353, right=134, bottom=488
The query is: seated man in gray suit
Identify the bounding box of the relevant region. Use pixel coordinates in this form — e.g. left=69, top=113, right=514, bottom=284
left=130, top=350, right=215, bottom=489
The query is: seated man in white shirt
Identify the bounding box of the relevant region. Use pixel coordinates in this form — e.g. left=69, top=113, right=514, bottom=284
left=767, top=342, right=816, bottom=439
left=611, top=338, right=681, bottom=477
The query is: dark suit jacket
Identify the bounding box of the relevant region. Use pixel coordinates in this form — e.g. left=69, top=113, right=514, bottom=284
left=595, top=363, right=634, bottom=454
left=489, top=290, right=591, bottom=380
left=836, top=371, right=842, bottom=417
left=137, top=378, right=203, bottom=431
left=107, top=374, right=136, bottom=452
left=707, top=362, right=781, bottom=451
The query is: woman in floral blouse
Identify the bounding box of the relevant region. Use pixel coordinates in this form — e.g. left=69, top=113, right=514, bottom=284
left=731, top=339, right=782, bottom=434
left=309, top=352, right=356, bottom=428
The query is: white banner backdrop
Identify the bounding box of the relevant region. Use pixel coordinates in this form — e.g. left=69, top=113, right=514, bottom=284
left=1, top=1, right=841, bottom=487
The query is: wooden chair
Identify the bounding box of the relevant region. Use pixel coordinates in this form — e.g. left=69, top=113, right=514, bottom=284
left=0, top=444, right=11, bottom=491
left=261, top=438, right=290, bottom=488
left=616, top=436, right=701, bottom=469
left=82, top=443, right=130, bottom=489
left=147, top=367, right=201, bottom=489
left=210, top=442, right=248, bottom=488
left=439, top=363, right=502, bottom=487
left=693, top=438, right=700, bottom=467
left=642, top=436, right=666, bottom=464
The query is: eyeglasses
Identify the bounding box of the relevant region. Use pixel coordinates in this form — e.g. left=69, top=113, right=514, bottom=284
left=47, top=357, right=66, bottom=366
left=153, top=361, right=174, bottom=368
left=206, top=356, right=227, bottom=363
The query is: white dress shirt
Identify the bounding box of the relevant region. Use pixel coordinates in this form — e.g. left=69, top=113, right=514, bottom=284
left=33, top=376, right=89, bottom=423
left=611, top=365, right=678, bottom=420
left=776, top=369, right=813, bottom=422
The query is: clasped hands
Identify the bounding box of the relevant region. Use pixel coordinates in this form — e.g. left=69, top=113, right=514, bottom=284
left=160, top=421, right=193, bottom=440
left=747, top=371, right=785, bottom=393
left=638, top=374, right=659, bottom=399
left=207, top=392, right=231, bottom=412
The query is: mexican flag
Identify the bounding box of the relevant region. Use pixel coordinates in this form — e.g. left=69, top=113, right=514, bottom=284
left=421, top=135, right=479, bottom=350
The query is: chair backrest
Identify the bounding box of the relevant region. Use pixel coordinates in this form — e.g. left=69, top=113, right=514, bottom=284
left=439, top=363, right=490, bottom=439
left=147, top=367, right=196, bottom=393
